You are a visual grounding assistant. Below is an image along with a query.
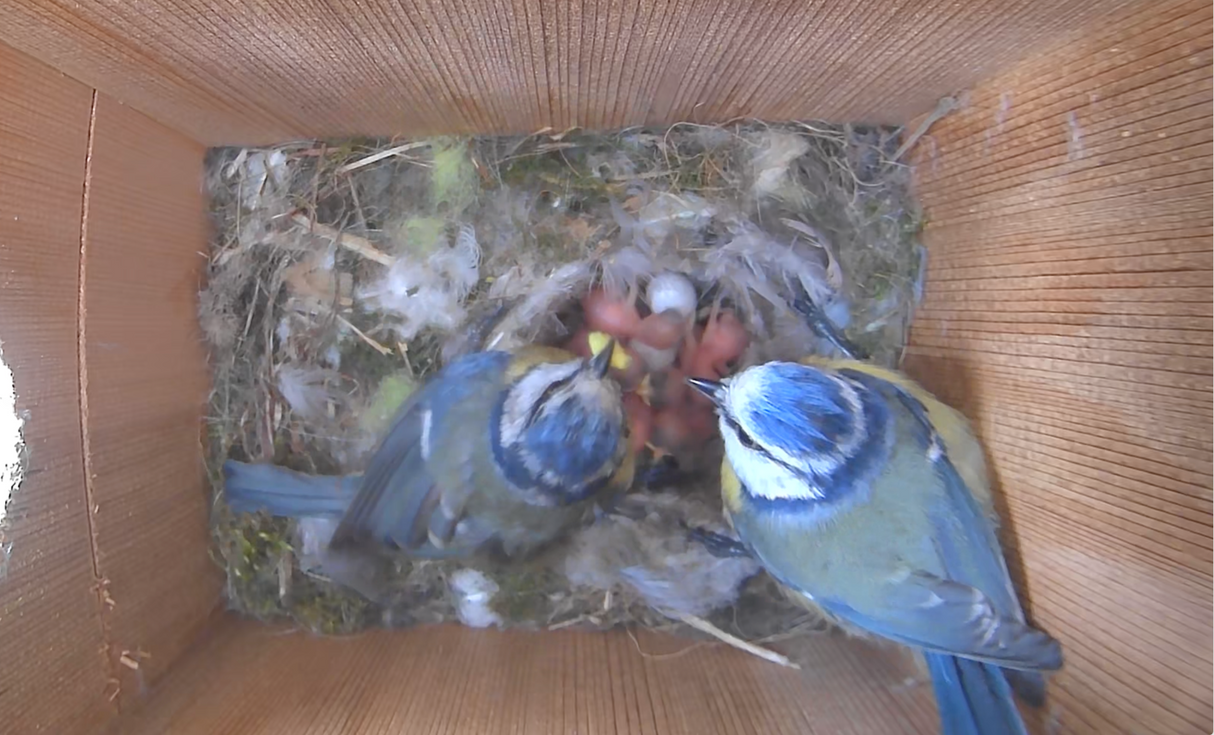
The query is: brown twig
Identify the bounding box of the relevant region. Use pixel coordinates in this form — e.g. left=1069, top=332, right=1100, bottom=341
left=336, top=315, right=393, bottom=355
left=337, top=141, right=430, bottom=173
left=291, top=214, right=396, bottom=266
left=893, top=94, right=961, bottom=162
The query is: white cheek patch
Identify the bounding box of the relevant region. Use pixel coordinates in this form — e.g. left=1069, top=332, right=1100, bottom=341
left=721, top=368, right=854, bottom=480
left=722, top=428, right=823, bottom=502
left=763, top=440, right=813, bottom=475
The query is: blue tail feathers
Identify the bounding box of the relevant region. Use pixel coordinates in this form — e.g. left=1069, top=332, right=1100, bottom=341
left=222, top=460, right=361, bottom=518
left=926, top=652, right=1029, bottom=735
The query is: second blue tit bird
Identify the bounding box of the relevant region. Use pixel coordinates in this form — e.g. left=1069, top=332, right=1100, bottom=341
left=224, top=341, right=635, bottom=572
left=688, top=358, right=1063, bottom=735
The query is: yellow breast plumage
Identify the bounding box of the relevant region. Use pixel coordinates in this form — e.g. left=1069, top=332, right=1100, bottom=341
left=506, top=344, right=582, bottom=380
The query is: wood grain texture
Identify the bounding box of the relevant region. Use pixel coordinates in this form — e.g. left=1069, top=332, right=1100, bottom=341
left=1, top=2, right=1209, bottom=733
left=904, top=0, right=1212, bottom=733
left=0, top=46, right=116, bottom=734
left=80, top=94, right=223, bottom=710
left=109, top=619, right=938, bottom=735
left=0, top=0, right=1130, bottom=144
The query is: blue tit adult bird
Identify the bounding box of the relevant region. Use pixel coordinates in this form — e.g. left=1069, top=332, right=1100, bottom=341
left=223, top=341, right=635, bottom=585
left=687, top=358, right=1063, bottom=735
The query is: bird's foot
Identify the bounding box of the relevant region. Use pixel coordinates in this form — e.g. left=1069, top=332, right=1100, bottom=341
left=791, top=293, right=867, bottom=361
left=684, top=524, right=752, bottom=559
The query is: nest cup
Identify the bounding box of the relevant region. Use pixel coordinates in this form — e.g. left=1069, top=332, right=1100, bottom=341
left=200, top=124, right=926, bottom=652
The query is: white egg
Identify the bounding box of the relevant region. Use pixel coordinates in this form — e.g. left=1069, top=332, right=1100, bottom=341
left=646, top=272, right=697, bottom=318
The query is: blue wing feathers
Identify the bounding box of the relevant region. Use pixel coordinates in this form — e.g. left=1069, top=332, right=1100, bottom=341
left=330, top=350, right=511, bottom=550
left=874, top=376, right=1022, bottom=619
left=827, top=369, right=1061, bottom=734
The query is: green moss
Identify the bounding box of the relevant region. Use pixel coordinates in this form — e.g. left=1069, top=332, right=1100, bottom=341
left=391, top=215, right=447, bottom=256
left=338, top=325, right=402, bottom=388
left=488, top=568, right=564, bottom=623
left=232, top=515, right=292, bottom=575
left=317, top=137, right=390, bottom=172
left=289, top=580, right=375, bottom=635
left=323, top=140, right=364, bottom=166
left=532, top=230, right=565, bottom=257
left=669, top=159, right=707, bottom=191
left=218, top=512, right=295, bottom=620
left=865, top=275, right=892, bottom=300
left=402, top=329, right=444, bottom=378
left=360, top=371, right=417, bottom=435
left=429, top=138, right=479, bottom=214
left=218, top=509, right=377, bottom=634
left=499, top=151, right=568, bottom=188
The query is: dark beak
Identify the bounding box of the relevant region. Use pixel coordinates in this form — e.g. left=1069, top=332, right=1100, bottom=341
left=686, top=377, right=724, bottom=405
left=587, top=338, right=616, bottom=379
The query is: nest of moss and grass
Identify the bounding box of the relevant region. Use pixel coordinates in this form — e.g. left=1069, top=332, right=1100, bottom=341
left=200, top=121, right=925, bottom=658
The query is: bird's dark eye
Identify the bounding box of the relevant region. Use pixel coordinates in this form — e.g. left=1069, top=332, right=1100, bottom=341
left=723, top=416, right=759, bottom=450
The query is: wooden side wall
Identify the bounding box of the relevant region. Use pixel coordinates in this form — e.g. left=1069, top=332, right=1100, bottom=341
left=0, top=0, right=1128, bottom=144
left=0, top=44, right=220, bottom=734
left=111, top=621, right=936, bottom=735
left=906, top=0, right=1212, bottom=732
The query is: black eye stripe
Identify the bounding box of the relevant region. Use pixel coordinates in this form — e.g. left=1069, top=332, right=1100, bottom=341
left=723, top=415, right=758, bottom=450
left=724, top=414, right=804, bottom=476
left=525, top=373, right=576, bottom=428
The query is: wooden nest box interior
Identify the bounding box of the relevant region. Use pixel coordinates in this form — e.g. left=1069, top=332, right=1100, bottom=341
left=0, top=0, right=1208, bottom=733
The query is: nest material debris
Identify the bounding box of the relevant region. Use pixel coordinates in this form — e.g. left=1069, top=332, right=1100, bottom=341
left=201, top=121, right=926, bottom=661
